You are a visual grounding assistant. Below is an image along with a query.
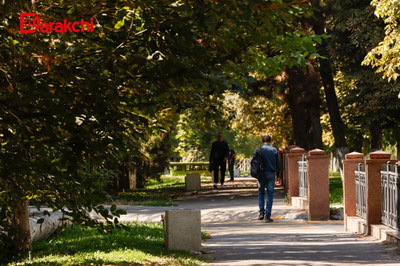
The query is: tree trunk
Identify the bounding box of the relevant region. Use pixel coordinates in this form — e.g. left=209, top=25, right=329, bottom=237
left=397, top=133, right=400, bottom=160
left=310, top=0, right=349, bottom=171
left=118, top=163, right=130, bottom=190
left=135, top=160, right=146, bottom=189
left=370, top=123, right=382, bottom=151
left=286, top=65, right=323, bottom=151
left=308, top=104, right=323, bottom=150
left=129, top=168, right=137, bottom=190
left=11, top=200, right=32, bottom=254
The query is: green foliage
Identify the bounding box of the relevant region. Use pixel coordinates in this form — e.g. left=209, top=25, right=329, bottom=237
left=173, top=90, right=291, bottom=162
left=326, top=0, right=400, bottom=153
left=174, top=108, right=224, bottom=161
left=283, top=193, right=290, bottom=204
left=222, top=92, right=292, bottom=148
left=137, top=131, right=176, bottom=184
left=10, top=223, right=209, bottom=265
left=363, top=0, right=400, bottom=81
left=222, top=131, right=262, bottom=159
left=0, top=0, right=327, bottom=257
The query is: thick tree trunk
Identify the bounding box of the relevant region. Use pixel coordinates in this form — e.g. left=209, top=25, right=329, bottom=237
left=286, top=66, right=323, bottom=151
left=118, top=163, right=130, bottom=190
left=370, top=124, right=382, bottom=151
left=129, top=168, right=137, bottom=190
left=11, top=200, right=32, bottom=254
left=397, top=133, right=400, bottom=160
left=134, top=160, right=146, bottom=189
left=309, top=104, right=323, bottom=149
left=310, top=0, right=348, bottom=171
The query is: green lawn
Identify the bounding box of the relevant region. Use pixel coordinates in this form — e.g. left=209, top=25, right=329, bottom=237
left=329, top=171, right=343, bottom=206
left=11, top=222, right=210, bottom=265
left=108, top=176, right=211, bottom=206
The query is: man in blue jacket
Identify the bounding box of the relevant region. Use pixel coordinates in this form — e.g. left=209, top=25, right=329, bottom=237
left=252, top=135, right=280, bottom=223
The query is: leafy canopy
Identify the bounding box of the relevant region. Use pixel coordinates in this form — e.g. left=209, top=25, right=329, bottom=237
left=363, top=0, right=400, bottom=81
left=0, top=0, right=319, bottom=258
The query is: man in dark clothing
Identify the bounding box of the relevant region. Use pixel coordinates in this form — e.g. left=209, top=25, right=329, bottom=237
left=252, top=135, right=280, bottom=223
left=209, top=133, right=229, bottom=189
left=228, top=149, right=236, bottom=181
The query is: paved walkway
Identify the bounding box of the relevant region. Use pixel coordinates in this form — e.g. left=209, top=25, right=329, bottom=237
left=204, top=221, right=400, bottom=265
left=98, top=177, right=306, bottom=223
left=32, top=176, right=400, bottom=265
left=107, top=176, right=400, bottom=265
left=195, top=177, right=400, bottom=265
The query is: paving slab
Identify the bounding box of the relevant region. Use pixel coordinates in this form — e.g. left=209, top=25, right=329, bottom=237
left=195, top=177, right=400, bottom=265
left=174, top=177, right=305, bottom=223
left=88, top=177, right=305, bottom=223
left=203, top=221, right=400, bottom=265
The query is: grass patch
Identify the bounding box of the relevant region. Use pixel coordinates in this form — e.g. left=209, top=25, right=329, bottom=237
left=107, top=176, right=211, bottom=206
left=283, top=193, right=290, bottom=204
left=201, top=231, right=211, bottom=240
left=11, top=222, right=210, bottom=265
left=329, top=171, right=343, bottom=205
left=108, top=177, right=185, bottom=206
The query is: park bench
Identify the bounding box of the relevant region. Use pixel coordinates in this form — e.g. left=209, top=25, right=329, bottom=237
left=169, top=162, right=209, bottom=176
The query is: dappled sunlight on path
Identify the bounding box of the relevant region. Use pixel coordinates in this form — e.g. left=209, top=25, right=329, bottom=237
left=204, top=221, right=400, bottom=265
left=89, top=175, right=400, bottom=265
left=175, top=176, right=306, bottom=223
left=195, top=177, right=400, bottom=265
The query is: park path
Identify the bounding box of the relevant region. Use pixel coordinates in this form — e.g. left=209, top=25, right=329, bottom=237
left=187, top=176, right=400, bottom=265
left=31, top=176, right=400, bottom=265
left=107, top=177, right=307, bottom=224
left=99, top=176, right=400, bottom=265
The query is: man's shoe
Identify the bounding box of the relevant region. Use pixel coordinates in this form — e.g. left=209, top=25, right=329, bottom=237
left=265, top=218, right=273, bottom=223
left=213, top=184, right=218, bottom=189
left=258, top=213, right=264, bottom=220
left=220, top=184, right=225, bottom=189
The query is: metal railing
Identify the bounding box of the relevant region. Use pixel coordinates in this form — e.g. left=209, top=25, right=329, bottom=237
left=355, top=163, right=367, bottom=219
left=235, top=158, right=251, bottom=172
left=298, top=155, right=308, bottom=197
left=381, top=162, right=400, bottom=230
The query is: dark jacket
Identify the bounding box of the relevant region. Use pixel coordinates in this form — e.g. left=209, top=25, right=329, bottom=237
left=228, top=149, right=236, bottom=162
left=209, top=140, right=229, bottom=163
left=252, top=144, right=280, bottom=174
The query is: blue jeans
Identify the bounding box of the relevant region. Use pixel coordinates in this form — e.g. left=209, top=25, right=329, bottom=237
left=258, top=172, right=275, bottom=219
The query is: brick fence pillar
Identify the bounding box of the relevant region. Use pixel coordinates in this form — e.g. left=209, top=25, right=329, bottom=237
left=365, top=150, right=392, bottom=234
left=342, top=152, right=364, bottom=230
left=307, top=149, right=330, bottom=221
left=287, top=147, right=305, bottom=203
left=282, top=149, right=288, bottom=192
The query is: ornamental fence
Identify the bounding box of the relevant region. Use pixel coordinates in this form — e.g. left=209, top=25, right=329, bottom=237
left=298, top=155, right=308, bottom=197
left=235, top=158, right=251, bottom=172
left=381, top=162, right=400, bottom=230
left=355, top=163, right=367, bottom=219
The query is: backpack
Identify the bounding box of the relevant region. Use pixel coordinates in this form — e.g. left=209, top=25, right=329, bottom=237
left=250, top=147, right=265, bottom=179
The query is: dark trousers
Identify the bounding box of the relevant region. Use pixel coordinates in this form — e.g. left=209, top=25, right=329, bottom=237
left=228, top=160, right=235, bottom=180
left=213, top=160, right=226, bottom=185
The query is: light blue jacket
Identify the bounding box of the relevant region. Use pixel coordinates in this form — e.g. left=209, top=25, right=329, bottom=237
left=252, top=144, right=280, bottom=174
